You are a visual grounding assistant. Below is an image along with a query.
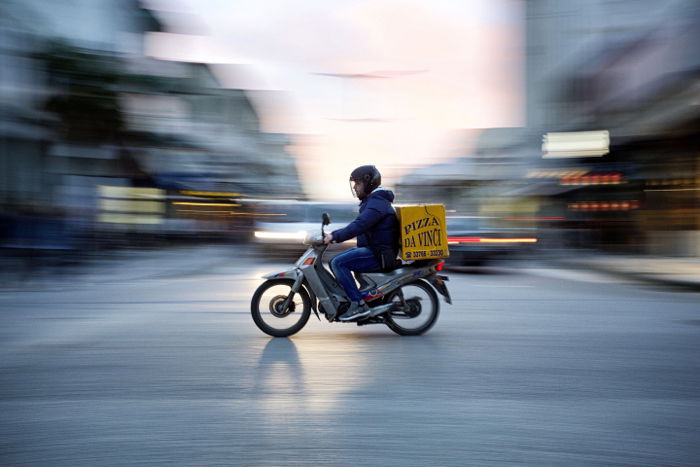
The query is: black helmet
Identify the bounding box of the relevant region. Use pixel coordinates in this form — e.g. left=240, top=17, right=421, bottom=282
left=349, top=165, right=381, bottom=198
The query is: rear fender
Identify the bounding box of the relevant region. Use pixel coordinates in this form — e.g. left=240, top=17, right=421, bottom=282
left=426, top=274, right=452, bottom=304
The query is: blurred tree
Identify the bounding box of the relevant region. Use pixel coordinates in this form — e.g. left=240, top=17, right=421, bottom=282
left=35, top=41, right=124, bottom=143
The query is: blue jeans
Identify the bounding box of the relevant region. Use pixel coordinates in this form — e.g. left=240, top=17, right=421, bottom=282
left=330, top=247, right=380, bottom=302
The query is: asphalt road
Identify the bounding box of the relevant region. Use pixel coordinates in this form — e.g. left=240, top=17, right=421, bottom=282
left=2, top=248, right=700, bottom=466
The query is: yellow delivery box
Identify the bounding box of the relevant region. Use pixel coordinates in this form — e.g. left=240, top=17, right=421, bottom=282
left=396, top=204, right=449, bottom=260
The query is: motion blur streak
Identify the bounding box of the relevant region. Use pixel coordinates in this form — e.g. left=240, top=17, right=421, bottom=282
left=2, top=0, right=700, bottom=464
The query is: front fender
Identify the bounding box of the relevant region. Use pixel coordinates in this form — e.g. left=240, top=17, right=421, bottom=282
left=262, top=269, right=301, bottom=280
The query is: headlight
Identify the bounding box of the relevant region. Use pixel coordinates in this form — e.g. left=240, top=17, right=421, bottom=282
left=254, top=230, right=307, bottom=240
left=304, top=232, right=324, bottom=245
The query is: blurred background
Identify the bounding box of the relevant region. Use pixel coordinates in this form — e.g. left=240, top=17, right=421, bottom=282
left=1, top=0, right=699, bottom=269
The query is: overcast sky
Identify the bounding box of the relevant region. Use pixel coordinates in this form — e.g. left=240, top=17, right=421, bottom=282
left=145, top=0, right=524, bottom=200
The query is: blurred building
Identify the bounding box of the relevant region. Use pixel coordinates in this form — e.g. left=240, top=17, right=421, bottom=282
left=400, top=0, right=700, bottom=257
left=524, top=0, right=700, bottom=256
left=396, top=127, right=534, bottom=213
left=120, top=58, right=303, bottom=198
left=0, top=0, right=304, bottom=250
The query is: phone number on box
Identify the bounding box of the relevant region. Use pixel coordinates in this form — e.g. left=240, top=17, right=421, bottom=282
left=405, top=249, right=445, bottom=258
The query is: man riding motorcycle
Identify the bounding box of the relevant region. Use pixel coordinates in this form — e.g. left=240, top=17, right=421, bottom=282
left=324, top=165, right=400, bottom=321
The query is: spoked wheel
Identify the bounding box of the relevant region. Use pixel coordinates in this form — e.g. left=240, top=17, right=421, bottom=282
left=251, top=279, right=311, bottom=337
left=384, top=279, right=439, bottom=336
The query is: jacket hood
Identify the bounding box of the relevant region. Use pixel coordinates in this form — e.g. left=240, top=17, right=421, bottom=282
left=363, top=187, right=394, bottom=203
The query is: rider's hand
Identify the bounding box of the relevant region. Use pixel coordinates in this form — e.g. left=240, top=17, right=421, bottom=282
left=323, top=233, right=333, bottom=244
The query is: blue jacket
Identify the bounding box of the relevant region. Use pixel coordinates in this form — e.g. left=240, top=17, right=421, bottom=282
left=331, top=188, right=399, bottom=252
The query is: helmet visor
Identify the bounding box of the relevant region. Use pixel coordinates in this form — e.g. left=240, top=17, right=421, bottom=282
left=349, top=179, right=358, bottom=198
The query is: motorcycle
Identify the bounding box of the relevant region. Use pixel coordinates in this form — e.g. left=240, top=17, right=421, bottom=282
left=250, top=213, right=451, bottom=337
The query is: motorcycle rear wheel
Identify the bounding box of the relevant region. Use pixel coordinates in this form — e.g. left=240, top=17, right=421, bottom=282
left=251, top=279, right=311, bottom=337
left=384, top=280, right=439, bottom=336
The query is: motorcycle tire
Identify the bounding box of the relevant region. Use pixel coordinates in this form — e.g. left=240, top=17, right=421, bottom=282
left=251, top=279, right=311, bottom=337
left=384, top=279, right=439, bottom=336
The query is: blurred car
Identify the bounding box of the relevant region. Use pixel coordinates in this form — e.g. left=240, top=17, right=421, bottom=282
left=251, top=201, right=357, bottom=256
left=445, top=216, right=538, bottom=267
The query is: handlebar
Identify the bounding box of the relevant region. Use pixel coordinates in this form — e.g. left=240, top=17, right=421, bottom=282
left=321, top=212, right=331, bottom=243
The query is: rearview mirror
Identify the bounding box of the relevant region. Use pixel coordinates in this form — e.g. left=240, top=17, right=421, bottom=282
left=322, top=212, right=331, bottom=226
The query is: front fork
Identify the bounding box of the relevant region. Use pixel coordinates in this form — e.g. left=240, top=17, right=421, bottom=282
left=281, top=271, right=304, bottom=310
left=282, top=270, right=321, bottom=321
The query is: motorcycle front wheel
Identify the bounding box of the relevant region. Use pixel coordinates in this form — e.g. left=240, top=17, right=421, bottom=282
left=384, top=279, right=439, bottom=336
left=251, top=279, right=311, bottom=337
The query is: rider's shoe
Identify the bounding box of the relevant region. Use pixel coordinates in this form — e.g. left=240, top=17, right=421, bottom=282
left=339, top=301, right=371, bottom=321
